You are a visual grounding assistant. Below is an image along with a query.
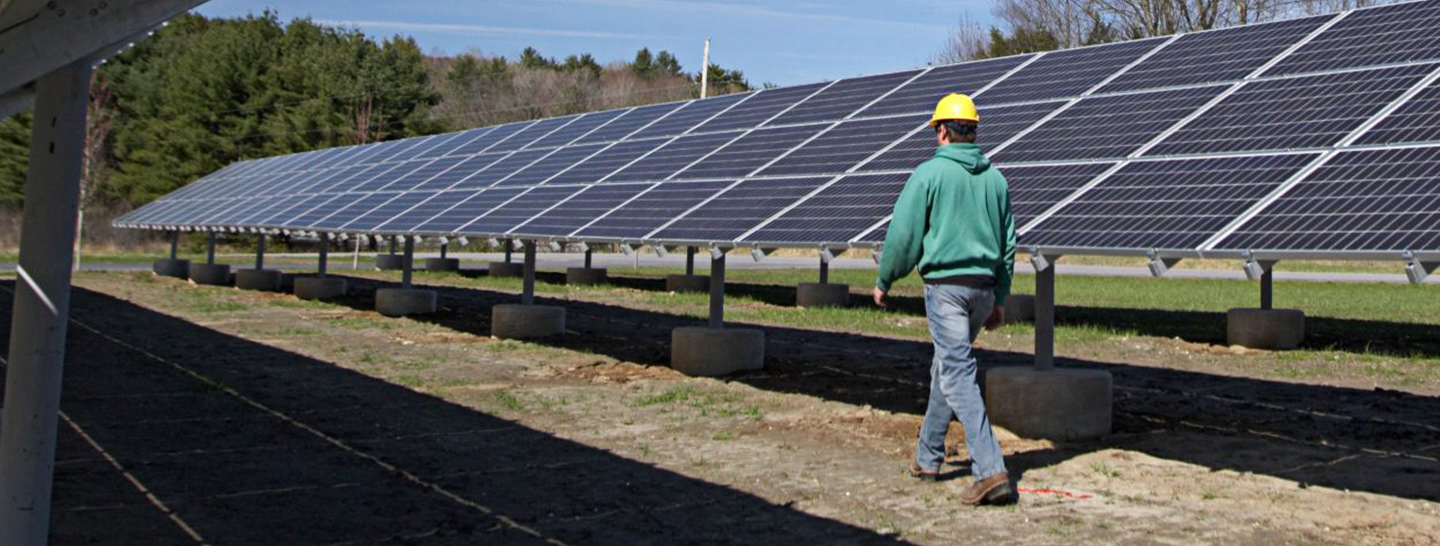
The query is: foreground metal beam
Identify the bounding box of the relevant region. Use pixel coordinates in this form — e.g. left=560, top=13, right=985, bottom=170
left=0, top=57, right=91, bottom=546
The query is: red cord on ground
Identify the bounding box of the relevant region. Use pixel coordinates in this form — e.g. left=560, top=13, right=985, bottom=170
left=1016, top=487, right=1093, bottom=500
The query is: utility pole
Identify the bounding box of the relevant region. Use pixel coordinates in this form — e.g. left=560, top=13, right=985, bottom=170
left=700, top=38, right=711, bottom=99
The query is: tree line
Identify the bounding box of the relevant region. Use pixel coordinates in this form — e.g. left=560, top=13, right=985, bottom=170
left=0, top=11, right=750, bottom=223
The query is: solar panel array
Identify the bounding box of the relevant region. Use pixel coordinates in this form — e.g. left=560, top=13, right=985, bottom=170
left=118, top=0, right=1440, bottom=258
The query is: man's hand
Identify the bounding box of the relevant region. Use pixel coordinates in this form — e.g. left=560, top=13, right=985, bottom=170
left=984, top=306, right=1005, bottom=330
left=872, top=287, right=887, bottom=308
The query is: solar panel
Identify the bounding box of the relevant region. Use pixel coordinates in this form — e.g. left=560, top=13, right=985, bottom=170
left=343, top=191, right=437, bottom=232
left=470, top=149, right=556, bottom=187
left=445, top=122, right=532, bottom=156
left=690, top=82, right=828, bottom=134
left=550, top=139, right=664, bottom=185
left=859, top=55, right=1034, bottom=118
left=415, top=153, right=509, bottom=191
left=672, top=124, right=820, bottom=179
left=311, top=192, right=394, bottom=230
left=414, top=128, right=495, bottom=160
left=1145, top=64, right=1433, bottom=156
left=628, top=92, right=752, bottom=140
left=491, top=115, right=580, bottom=152
left=857, top=102, right=1062, bottom=172
left=377, top=189, right=480, bottom=232
left=1353, top=78, right=1440, bottom=145
left=606, top=131, right=742, bottom=183
left=578, top=102, right=684, bottom=143
left=510, top=183, right=655, bottom=237
left=379, top=157, right=468, bottom=192
left=1001, top=163, right=1119, bottom=226
left=743, top=173, right=909, bottom=244
left=457, top=185, right=584, bottom=235
left=574, top=180, right=734, bottom=239
left=650, top=177, right=832, bottom=241
left=1264, top=1, right=1440, bottom=77
left=500, top=143, right=610, bottom=186
left=1021, top=154, right=1317, bottom=249
left=978, top=38, right=1167, bottom=105
left=764, top=70, right=920, bottom=127
left=993, top=85, right=1225, bottom=163
left=1215, top=146, right=1440, bottom=251
left=757, top=116, right=920, bottom=176
left=414, top=187, right=526, bottom=234
left=1099, top=15, right=1333, bottom=94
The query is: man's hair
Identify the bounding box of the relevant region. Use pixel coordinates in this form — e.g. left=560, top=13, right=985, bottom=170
left=937, top=120, right=978, bottom=143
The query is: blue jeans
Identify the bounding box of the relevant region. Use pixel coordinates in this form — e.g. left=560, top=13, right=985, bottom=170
left=915, top=284, right=1007, bottom=481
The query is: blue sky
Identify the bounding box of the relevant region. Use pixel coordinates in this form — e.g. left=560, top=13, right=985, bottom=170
left=192, top=0, right=998, bottom=87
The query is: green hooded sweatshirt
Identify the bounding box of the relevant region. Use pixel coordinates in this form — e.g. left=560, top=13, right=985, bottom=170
left=875, top=143, right=1016, bottom=304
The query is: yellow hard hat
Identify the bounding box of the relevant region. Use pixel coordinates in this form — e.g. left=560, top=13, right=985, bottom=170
left=929, top=93, right=979, bottom=127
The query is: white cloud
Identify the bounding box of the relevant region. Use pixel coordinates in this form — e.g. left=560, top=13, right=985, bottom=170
left=313, top=19, right=659, bottom=40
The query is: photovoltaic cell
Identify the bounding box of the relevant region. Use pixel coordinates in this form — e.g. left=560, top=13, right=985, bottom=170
left=627, top=92, right=751, bottom=140
left=606, top=131, right=742, bottom=182
left=379, top=189, right=481, bottom=232
left=1217, top=146, right=1440, bottom=251
left=261, top=193, right=341, bottom=227
left=757, top=116, right=920, bottom=177
left=1353, top=79, right=1440, bottom=145
left=1146, top=65, right=1431, bottom=155
left=651, top=177, right=830, bottom=241
left=578, top=102, right=684, bottom=143
left=857, top=102, right=1062, bottom=172
left=1022, top=154, right=1316, bottom=248
left=994, top=85, right=1225, bottom=163
left=415, top=128, right=494, bottom=160
left=575, top=180, right=734, bottom=239
left=549, top=109, right=629, bottom=141
left=461, top=185, right=583, bottom=235
left=551, top=139, right=664, bottom=185
left=691, top=82, right=827, bottom=134
left=445, top=122, right=532, bottom=157
left=414, top=187, right=526, bottom=234
left=672, top=124, right=820, bottom=179
left=343, top=191, right=438, bottom=232
left=376, top=157, right=467, bottom=193
left=1099, top=15, right=1332, bottom=93
left=859, top=55, right=1034, bottom=118
left=350, top=160, right=430, bottom=192
left=364, top=136, right=432, bottom=164
left=993, top=162, right=1118, bottom=228
left=978, top=38, right=1167, bottom=105
left=311, top=192, right=394, bottom=230
left=501, top=143, right=609, bottom=186
left=414, top=153, right=509, bottom=191
left=471, top=149, right=555, bottom=187
left=510, top=183, right=655, bottom=237
left=489, top=115, right=579, bottom=153
left=1264, top=1, right=1440, bottom=77
left=744, top=173, right=909, bottom=244
left=764, top=71, right=920, bottom=127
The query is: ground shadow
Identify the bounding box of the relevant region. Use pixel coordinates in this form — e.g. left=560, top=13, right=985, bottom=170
left=317, top=273, right=1440, bottom=502
left=0, top=282, right=920, bottom=545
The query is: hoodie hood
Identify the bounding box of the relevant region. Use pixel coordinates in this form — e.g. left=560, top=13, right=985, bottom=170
left=934, top=143, right=991, bottom=175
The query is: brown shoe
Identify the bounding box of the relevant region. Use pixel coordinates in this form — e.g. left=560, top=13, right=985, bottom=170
left=908, top=461, right=939, bottom=482
left=958, top=472, right=1013, bottom=505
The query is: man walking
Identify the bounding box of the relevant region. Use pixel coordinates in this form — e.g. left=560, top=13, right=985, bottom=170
left=872, top=93, right=1015, bottom=505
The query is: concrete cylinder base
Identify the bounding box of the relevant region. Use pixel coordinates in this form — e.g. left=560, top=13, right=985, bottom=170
left=985, top=367, right=1112, bottom=440
left=491, top=304, right=567, bottom=339
left=1227, top=308, right=1305, bottom=350
left=566, top=267, right=608, bottom=286
left=796, top=282, right=850, bottom=308
left=293, top=277, right=348, bottom=300
left=278, top=273, right=295, bottom=292
left=375, top=288, right=438, bottom=317
left=375, top=254, right=405, bottom=271
left=488, top=262, right=523, bottom=277
left=666, top=274, right=710, bottom=292
left=152, top=258, right=190, bottom=279
left=188, top=263, right=232, bottom=286
left=670, top=327, right=765, bottom=377
left=235, top=269, right=283, bottom=291
left=425, top=257, right=460, bottom=271
left=1003, top=294, right=1036, bottom=323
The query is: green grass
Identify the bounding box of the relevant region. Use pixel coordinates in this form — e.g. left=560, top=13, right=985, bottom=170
left=493, top=389, right=523, bottom=412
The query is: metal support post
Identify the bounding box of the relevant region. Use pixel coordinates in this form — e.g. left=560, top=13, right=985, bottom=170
left=0, top=58, right=92, bottom=546
left=1034, top=258, right=1057, bottom=370
left=168, top=231, right=179, bottom=260
left=522, top=241, right=537, bottom=306
left=401, top=236, right=415, bottom=289
left=709, top=253, right=726, bottom=329
left=206, top=233, right=217, bottom=264
left=1260, top=268, right=1273, bottom=310
left=584, top=249, right=593, bottom=269
left=318, top=232, right=330, bottom=277
left=686, top=246, right=696, bottom=276
left=505, top=239, right=514, bottom=263
left=388, top=235, right=397, bottom=255
left=255, top=233, right=266, bottom=270
left=819, top=256, right=830, bottom=284
left=440, top=243, right=448, bottom=259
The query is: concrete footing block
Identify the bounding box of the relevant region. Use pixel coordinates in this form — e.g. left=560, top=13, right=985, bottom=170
left=670, top=327, right=765, bottom=376
left=985, top=367, right=1112, bottom=440
left=488, top=262, right=523, bottom=277
left=426, top=258, right=460, bottom=271
left=152, top=258, right=190, bottom=278
left=235, top=269, right=283, bottom=291
left=294, top=277, right=348, bottom=300
left=1227, top=308, right=1305, bottom=350
left=491, top=304, right=566, bottom=339
left=566, top=267, right=608, bottom=286
left=189, top=263, right=231, bottom=286
left=796, top=282, right=849, bottom=308
left=375, top=288, right=438, bottom=317
left=1003, top=294, right=1036, bottom=323
left=375, top=254, right=404, bottom=270
left=666, top=274, right=710, bottom=292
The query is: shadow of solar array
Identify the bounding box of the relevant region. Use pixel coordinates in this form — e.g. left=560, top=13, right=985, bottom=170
left=119, top=0, right=1440, bottom=257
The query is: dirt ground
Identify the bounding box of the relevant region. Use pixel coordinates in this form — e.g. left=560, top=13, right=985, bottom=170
left=3, top=271, right=1438, bottom=545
